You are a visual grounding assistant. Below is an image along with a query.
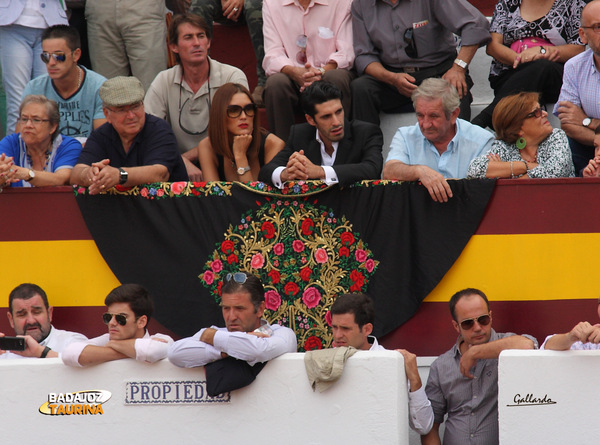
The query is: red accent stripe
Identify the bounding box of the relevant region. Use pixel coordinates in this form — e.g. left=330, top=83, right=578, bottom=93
left=0, top=187, right=91, bottom=241
left=381, top=299, right=597, bottom=356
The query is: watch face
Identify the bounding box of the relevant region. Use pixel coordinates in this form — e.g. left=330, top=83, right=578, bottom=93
left=583, top=118, right=592, bottom=127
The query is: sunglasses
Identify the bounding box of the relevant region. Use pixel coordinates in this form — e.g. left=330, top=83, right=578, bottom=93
left=525, top=106, right=545, bottom=119
left=102, top=312, right=128, bottom=326
left=404, top=28, right=417, bottom=59
left=40, top=52, right=68, bottom=64
left=227, top=103, right=256, bottom=118
left=459, top=314, right=491, bottom=330
left=226, top=272, right=247, bottom=284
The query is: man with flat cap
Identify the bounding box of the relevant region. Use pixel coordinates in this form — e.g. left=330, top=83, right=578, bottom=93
left=71, top=76, right=188, bottom=194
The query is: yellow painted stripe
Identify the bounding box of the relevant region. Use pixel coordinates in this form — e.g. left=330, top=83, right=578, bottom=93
left=425, top=234, right=600, bottom=302
left=0, top=240, right=120, bottom=307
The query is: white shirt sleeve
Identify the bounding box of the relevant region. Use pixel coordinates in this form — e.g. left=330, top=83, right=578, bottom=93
left=61, top=334, right=110, bottom=367
left=408, top=385, right=434, bottom=435
left=272, top=166, right=286, bottom=189
left=167, top=328, right=225, bottom=368
left=135, top=333, right=174, bottom=363
left=322, top=166, right=339, bottom=185
left=212, top=324, right=297, bottom=366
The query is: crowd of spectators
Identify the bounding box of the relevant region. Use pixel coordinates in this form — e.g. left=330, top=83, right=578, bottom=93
left=2, top=0, right=600, bottom=192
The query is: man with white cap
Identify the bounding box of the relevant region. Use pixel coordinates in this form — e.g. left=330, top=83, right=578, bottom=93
left=71, top=76, right=188, bottom=194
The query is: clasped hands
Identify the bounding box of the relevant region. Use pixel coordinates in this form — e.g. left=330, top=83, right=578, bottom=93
left=281, top=150, right=324, bottom=182
left=568, top=321, right=600, bottom=344
left=85, top=159, right=120, bottom=195
left=0, top=154, right=32, bottom=186
left=513, top=45, right=559, bottom=69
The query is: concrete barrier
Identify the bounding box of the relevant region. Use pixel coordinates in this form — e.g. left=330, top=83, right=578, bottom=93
left=499, top=349, right=600, bottom=444
left=1, top=351, right=410, bottom=444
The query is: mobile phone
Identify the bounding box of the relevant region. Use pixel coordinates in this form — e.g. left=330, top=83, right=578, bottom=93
left=0, top=336, right=26, bottom=351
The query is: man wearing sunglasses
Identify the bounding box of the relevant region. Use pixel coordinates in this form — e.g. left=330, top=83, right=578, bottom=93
left=351, top=0, right=490, bottom=125
left=62, top=284, right=173, bottom=367
left=168, top=273, right=296, bottom=370
left=0, top=283, right=87, bottom=360
left=422, top=288, right=537, bottom=445
left=22, top=25, right=106, bottom=140
left=71, top=76, right=188, bottom=194
left=329, top=293, right=433, bottom=435
left=259, top=81, right=382, bottom=188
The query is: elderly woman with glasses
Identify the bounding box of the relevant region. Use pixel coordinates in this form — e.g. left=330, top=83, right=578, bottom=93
left=467, top=92, right=574, bottom=179
left=185, top=83, right=284, bottom=181
left=0, top=95, right=82, bottom=189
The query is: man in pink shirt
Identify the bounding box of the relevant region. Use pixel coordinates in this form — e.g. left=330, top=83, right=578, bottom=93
left=262, top=0, right=355, bottom=141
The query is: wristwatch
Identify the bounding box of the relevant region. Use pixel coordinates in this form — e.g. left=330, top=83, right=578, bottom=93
left=26, top=169, right=35, bottom=182
left=237, top=166, right=251, bottom=175
left=118, top=167, right=128, bottom=185
left=583, top=117, right=592, bottom=128
left=454, top=58, right=468, bottom=69
left=540, top=46, right=546, bottom=55
left=318, top=67, right=326, bottom=76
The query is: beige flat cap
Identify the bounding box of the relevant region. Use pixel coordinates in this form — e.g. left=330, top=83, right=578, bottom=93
left=99, top=76, right=145, bottom=107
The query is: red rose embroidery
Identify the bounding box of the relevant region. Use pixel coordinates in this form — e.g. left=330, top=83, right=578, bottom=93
left=221, top=240, right=235, bottom=254
left=227, top=253, right=239, bottom=264
left=300, top=266, right=312, bottom=282
left=284, top=281, right=299, bottom=296
left=268, top=269, right=281, bottom=284
left=339, top=246, right=350, bottom=258
left=340, top=231, right=355, bottom=246
left=301, top=218, right=314, bottom=236
left=261, top=221, right=276, bottom=239
left=350, top=270, right=365, bottom=292
left=304, top=336, right=322, bottom=351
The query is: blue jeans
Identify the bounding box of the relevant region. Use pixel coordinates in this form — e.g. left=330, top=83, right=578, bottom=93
left=0, top=25, right=46, bottom=135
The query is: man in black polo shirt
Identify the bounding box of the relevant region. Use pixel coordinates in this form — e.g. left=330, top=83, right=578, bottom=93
left=71, top=76, right=187, bottom=194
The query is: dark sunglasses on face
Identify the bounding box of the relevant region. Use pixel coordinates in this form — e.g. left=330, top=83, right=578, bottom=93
left=459, top=314, right=491, bottom=330
left=40, top=52, right=67, bottom=64
left=226, top=272, right=248, bottom=284
left=102, top=312, right=128, bottom=326
left=525, top=107, right=544, bottom=119
left=226, top=103, right=256, bottom=118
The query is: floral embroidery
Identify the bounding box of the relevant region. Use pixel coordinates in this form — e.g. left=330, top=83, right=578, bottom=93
left=200, top=197, right=380, bottom=351
left=73, top=181, right=233, bottom=198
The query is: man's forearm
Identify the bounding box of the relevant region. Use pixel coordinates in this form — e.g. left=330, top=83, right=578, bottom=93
left=383, top=161, right=422, bottom=181
left=71, top=164, right=93, bottom=186
left=125, top=165, right=170, bottom=185
left=364, top=62, right=395, bottom=86
left=469, top=335, right=535, bottom=360
left=561, top=123, right=595, bottom=146
left=455, top=44, right=478, bottom=65
left=542, top=333, right=575, bottom=351
left=421, top=423, right=441, bottom=444
left=78, top=345, right=128, bottom=366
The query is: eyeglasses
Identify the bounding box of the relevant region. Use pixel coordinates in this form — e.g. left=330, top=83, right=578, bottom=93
left=40, top=51, right=70, bottom=64
left=105, top=102, right=144, bottom=116
left=404, top=28, right=418, bottom=59
left=296, top=34, right=307, bottom=64
left=178, top=82, right=210, bottom=135
left=582, top=23, right=600, bottom=34
left=525, top=106, right=545, bottom=119
left=459, top=314, right=491, bottom=330
left=102, top=312, right=128, bottom=326
left=17, top=117, right=50, bottom=126
left=227, top=103, right=256, bottom=118
left=226, top=272, right=247, bottom=284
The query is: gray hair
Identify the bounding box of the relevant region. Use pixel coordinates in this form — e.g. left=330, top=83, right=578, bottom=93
left=411, top=78, right=460, bottom=119
left=19, top=95, right=60, bottom=140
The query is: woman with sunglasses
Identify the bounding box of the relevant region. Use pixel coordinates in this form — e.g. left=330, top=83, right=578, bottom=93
left=0, top=95, right=82, bottom=190
left=467, top=92, right=574, bottom=179
left=187, top=83, right=284, bottom=181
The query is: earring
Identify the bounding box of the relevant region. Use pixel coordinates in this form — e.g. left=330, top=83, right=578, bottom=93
left=516, top=137, right=527, bottom=150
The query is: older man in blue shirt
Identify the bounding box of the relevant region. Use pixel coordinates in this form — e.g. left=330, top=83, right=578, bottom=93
left=383, top=78, right=493, bottom=202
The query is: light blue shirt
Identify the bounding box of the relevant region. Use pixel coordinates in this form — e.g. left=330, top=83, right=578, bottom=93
left=386, top=118, right=494, bottom=178
left=553, top=49, right=600, bottom=119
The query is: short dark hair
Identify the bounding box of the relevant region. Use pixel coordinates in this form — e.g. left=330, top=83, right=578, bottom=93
left=301, top=81, right=343, bottom=118
left=449, top=288, right=489, bottom=321
left=41, top=25, right=81, bottom=51
left=330, top=293, right=375, bottom=329
left=168, top=13, right=211, bottom=64
left=9, top=283, right=50, bottom=312
left=104, top=284, right=154, bottom=326
left=221, top=273, right=265, bottom=311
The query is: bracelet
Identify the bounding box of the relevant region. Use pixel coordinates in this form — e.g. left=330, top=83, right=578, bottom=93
left=522, top=160, right=529, bottom=173
left=40, top=346, right=51, bottom=358
left=510, top=161, right=514, bottom=179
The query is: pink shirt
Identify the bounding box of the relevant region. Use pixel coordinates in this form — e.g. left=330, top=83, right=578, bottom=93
left=262, top=0, right=354, bottom=76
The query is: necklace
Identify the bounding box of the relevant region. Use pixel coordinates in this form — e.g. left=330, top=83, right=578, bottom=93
left=26, top=148, right=52, bottom=171
left=521, top=152, right=537, bottom=163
